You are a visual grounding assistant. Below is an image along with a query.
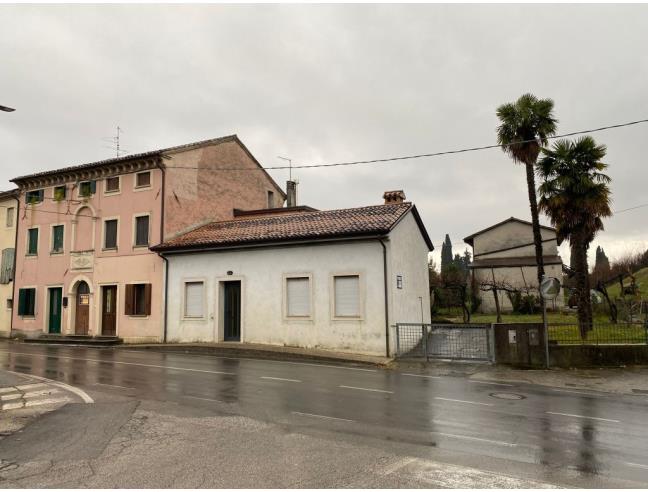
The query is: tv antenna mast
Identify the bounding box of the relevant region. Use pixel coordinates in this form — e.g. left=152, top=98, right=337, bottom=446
left=102, top=126, right=127, bottom=157
left=277, top=156, right=293, bottom=181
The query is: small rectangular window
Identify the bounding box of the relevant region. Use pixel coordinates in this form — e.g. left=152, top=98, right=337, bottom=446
left=334, top=275, right=361, bottom=318
left=53, top=186, right=66, bottom=201
left=104, top=219, right=118, bottom=249
left=79, top=181, right=96, bottom=197
left=6, top=298, right=12, bottom=310
left=125, top=283, right=151, bottom=316
left=27, top=228, right=38, bottom=255
left=25, top=189, right=44, bottom=205
left=105, top=177, right=120, bottom=193
left=17, top=288, right=36, bottom=316
left=267, top=191, right=274, bottom=208
left=51, top=225, right=64, bottom=253
left=286, top=277, right=311, bottom=317
left=135, top=171, right=151, bottom=188
left=134, top=215, right=149, bottom=246
left=6, top=207, right=14, bottom=227
left=184, top=281, right=204, bottom=318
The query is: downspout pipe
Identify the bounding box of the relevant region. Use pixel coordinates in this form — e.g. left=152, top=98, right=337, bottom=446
left=156, top=158, right=167, bottom=343
left=379, top=238, right=390, bottom=357
left=158, top=252, right=169, bottom=344
left=9, top=194, right=20, bottom=338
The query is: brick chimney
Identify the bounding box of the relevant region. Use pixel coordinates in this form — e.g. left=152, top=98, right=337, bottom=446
left=286, top=180, right=298, bottom=207
left=383, top=190, right=406, bottom=204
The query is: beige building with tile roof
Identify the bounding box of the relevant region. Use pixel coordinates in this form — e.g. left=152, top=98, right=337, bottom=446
left=464, top=217, right=565, bottom=313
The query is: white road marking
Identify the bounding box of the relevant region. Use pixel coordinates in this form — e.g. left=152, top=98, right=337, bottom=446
left=401, top=373, right=441, bottom=379
left=435, top=397, right=493, bottom=406
left=339, top=385, right=394, bottom=394
left=291, top=411, right=354, bottom=422
left=4, top=353, right=234, bottom=378
left=16, top=383, right=47, bottom=391
left=260, top=376, right=302, bottom=383
left=184, top=395, right=225, bottom=403
left=1, top=393, right=21, bottom=401
left=0, top=387, right=18, bottom=394
left=1, top=401, right=25, bottom=410
left=1, top=348, right=379, bottom=373
left=23, top=388, right=60, bottom=398
left=92, top=383, right=135, bottom=390
left=6, top=371, right=94, bottom=404
left=626, top=462, right=648, bottom=470
left=25, top=397, right=71, bottom=408
left=469, top=380, right=514, bottom=387
left=546, top=411, right=620, bottom=423
left=431, top=431, right=517, bottom=447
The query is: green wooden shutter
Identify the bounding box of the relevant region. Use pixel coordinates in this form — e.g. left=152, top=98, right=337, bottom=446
left=90, top=180, right=97, bottom=194
left=27, top=289, right=35, bottom=316
left=17, top=289, right=26, bottom=316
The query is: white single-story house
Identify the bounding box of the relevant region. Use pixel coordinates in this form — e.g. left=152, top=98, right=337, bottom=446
left=152, top=191, right=433, bottom=356
left=464, top=217, right=565, bottom=313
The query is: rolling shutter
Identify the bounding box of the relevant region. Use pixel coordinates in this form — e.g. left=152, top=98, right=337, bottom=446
left=286, top=277, right=310, bottom=317
left=334, top=275, right=360, bottom=317
left=184, top=282, right=204, bottom=317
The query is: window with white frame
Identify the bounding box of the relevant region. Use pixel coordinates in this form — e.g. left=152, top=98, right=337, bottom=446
left=333, top=275, right=361, bottom=318
left=184, top=281, right=204, bottom=318
left=286, top=276, right=311, bottom=317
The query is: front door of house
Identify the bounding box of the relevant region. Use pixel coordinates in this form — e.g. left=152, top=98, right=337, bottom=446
left=75, top=281, right=90, bottom=335
left=48, top=287, right=62, bottom=334
left=223, top=281, right=241, bottom=341
left=101, top=285, right=117, bottom=336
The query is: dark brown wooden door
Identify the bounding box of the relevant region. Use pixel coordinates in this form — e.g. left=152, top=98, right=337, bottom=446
left=75, top=281, right=90, bottom=335
left=102, top=285, right=117, bottom=336
left=223, top=281, right=241, bottom=341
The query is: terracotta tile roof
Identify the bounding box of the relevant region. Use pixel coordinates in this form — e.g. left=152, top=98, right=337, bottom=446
left=153, top=202, right=424, bottom=252
left=12, top=135, right=237, bottom=183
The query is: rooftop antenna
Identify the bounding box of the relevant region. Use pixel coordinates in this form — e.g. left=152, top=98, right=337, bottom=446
left=277, top=156, right=293, bottom=181
left=102, top=126, right=127, bottom=157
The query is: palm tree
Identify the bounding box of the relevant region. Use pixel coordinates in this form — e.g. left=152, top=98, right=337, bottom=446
left=496, top=94, right=558, bottom=293
left=537, top=136, right=612, bottom=338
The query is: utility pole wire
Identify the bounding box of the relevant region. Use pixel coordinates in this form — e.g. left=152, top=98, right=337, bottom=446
left=165, top=117, right=648, bottom=172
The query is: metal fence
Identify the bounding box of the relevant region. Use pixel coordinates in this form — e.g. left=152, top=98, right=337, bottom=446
left=548, top=322, right=648, bottom=345
left=395, top=323, right=492, bottom=361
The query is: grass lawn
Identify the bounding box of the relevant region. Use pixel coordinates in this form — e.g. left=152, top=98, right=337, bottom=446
left=605, top=267, right=648, bottom=299
left=436, top=309, right=646, bottom=344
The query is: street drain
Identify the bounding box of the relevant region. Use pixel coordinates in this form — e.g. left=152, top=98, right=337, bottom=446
left=489, top=392, right=526, bottom=400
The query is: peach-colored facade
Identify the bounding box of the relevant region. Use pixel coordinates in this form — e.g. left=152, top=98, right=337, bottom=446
left=11, top=136, right=284, bottom=342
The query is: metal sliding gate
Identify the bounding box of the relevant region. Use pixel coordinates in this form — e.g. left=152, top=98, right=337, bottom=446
left=395, top=323, right=493, bottom=361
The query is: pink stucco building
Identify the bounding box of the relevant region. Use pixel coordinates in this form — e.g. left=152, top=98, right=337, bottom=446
left=11, top=135, right=285, bottom=342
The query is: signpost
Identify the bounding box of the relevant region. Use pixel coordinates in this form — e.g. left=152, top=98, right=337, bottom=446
left=540, top=276, right=561, bottom=368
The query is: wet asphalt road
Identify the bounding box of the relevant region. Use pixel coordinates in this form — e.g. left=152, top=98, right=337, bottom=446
left=2, top=340, right=648, bottom=488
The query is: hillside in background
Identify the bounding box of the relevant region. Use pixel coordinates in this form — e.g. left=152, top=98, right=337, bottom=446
left=606, top=267, right=648, bottom=299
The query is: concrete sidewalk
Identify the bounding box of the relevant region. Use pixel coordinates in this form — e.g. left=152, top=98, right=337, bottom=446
left=117, top=342, right=392, bottom=367
left=396, top=358, right=648, bottom=396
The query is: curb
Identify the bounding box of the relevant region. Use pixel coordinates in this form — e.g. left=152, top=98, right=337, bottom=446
left=116, top=344, right=392, bottom=368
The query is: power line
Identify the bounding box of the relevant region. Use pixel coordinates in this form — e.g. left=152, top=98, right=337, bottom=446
left=164, top=117, right=648, bottom=172
left=614, top=203, right=648, bottom=214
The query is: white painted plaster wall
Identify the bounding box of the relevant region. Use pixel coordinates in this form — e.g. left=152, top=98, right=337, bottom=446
left=165, top=211, right=432, bottom=356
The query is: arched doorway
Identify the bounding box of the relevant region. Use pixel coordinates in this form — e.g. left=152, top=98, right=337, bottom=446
left=75, top=281, right=90, bottom=335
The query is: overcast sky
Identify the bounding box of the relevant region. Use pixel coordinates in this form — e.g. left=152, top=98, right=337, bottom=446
left=1, top=4, right=647, bottom=267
